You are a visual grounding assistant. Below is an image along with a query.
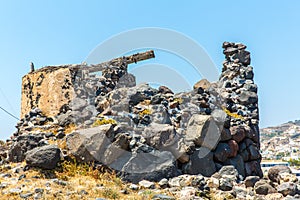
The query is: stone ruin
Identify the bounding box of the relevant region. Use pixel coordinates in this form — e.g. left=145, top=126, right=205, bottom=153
left=8, top=42, right=262, bottom=183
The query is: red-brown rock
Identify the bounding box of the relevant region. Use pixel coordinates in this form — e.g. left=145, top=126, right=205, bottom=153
left=228, top=140, right=239, bottom=157
left=230, top=126, right=246, bottom=143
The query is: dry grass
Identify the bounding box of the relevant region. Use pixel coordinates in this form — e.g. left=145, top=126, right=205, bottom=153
left=30, top=125, right=60, bottom=135
left=64, top=123, right=77, bottom=134
left=138, top=109, right=152, bottom=117
left=173, top=97, right=183, bottom=104
left=92, top=118, right=117, bottom=127
left=222, top=106, right=245, bottom=120
left=0, top=160, right=175, bottom=200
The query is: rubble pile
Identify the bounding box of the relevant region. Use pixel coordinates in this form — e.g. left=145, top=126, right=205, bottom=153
left=0, top=42, right=270, bottom=199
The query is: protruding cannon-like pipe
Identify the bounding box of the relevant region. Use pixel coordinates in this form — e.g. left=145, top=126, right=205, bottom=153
left=123, top=50, right=155, bottom=65
left=86, top=50, right=155, bottom=73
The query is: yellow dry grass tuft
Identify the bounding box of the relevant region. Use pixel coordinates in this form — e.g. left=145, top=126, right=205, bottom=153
left=0, top=160, right=176, bottom=200
left=64, top=123, right=77, bottom=134
left=138, top=109, right=151, bottom=117
left=222, top=106, right=245, bottom=120
left=173, top=97, right=183, bottom=104
left=92, top=118, right=117, bottom=127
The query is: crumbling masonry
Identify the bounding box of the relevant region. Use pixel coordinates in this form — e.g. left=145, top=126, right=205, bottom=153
left=15, top=43, right=262, bottom=183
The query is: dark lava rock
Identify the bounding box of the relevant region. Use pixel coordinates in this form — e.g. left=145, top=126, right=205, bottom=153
left=183, top=148, right=216, bottom=177
left=9, top=134, right=44, bottom=162
left=120, top=150, right=179, bottom=184
left=25, top=145, right=61, bottom=170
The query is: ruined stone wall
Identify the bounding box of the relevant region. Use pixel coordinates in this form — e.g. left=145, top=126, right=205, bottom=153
left=215, top=42, right=262, bottom=178
left=21, top=67, right=74, bottom=119
left=17, top=44, right=262, bottom=183
left=21, top=59, right=134, bottom=125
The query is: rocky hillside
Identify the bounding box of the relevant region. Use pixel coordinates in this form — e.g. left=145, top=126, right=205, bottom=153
left=260, top=120, right=300, bottom=160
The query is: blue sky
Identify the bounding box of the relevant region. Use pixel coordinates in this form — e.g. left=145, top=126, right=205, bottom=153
left=0, top=1, right=299, bottom=140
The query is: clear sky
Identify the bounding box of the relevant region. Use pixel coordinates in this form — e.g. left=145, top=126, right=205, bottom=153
left=0, top=1, right=299, bottom=140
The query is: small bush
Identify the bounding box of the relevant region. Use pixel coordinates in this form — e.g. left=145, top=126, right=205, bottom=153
left=58, top=160, right=94, bottom=178
left=102, top=188, right=120, bottom=199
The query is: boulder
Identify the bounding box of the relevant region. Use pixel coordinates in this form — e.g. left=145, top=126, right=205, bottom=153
left=268, top=166, right=292, bottom=183
left=279, top=172, right=298, bottom=183
left=224, top=155, right=246, bottom=179
left=214, top=143, right=231, bottom=162
left=56, top=110, right=75, bottom=126
left=254, top=180, right=276, bottom=195
left=230, top=126, right=246, bottom=143
left=101, top=133, right=130, bottom=166
left=178, top=187, right=198, bottom=200
left=245, top=161, right=263, bottom=177
left=248, top=144, right=261, bottom=160
left=193, top=79, right=211, bottom=91
left=143, top=123, right=189, bottom=163
left=186, top=114, right=220, bottom=150
left=8, top=134, right=44, bottom=162
left=25, top=145, right=61, bottom=170
left=120, top=150, right=179, bottom=183
left=244, top=66, right=254, bottom=80
left=183, top=148, right=216, bottom=177
left=218, top=165, right=239, bottom=180
left=232, top=50, right=251, bottom=66
left=233, top=186, right=249, bottom=199
left=219, top=177, right=233, bottom=191
left=220, top=128, right=232, bottom=141
left=115, top=73, right=136, bottom=88
left=179, top=104, right=200, bottom=129
left=158, top=178, right=169, bottom=189
left=70, top=97, right=88, bottom=111
left=277, top=182, right=297, bottom=196
left=66, top=124, right=115, bottom=163
left=207, top=177, right=220, bottom=189
left=158, top=86, right=174, bottom=94
left=129, top=92, right=147, bottom=106
left=142, top=123, right=176, bottom=149
left=245, top=176, right=260, bottom=187
left=228, top=140, right=239, bottom=157
left=138, top=180, right=155, bottom=189
left=168, top=174, right=205, bottom=188
left=238, top=91, right=258, bottom=105
left=150, top=105, right=172, bottom=124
